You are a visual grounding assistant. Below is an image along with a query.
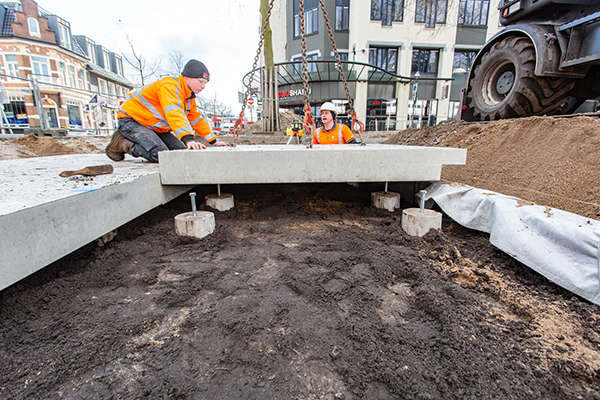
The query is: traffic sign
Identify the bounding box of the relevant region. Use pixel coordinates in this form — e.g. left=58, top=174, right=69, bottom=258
left=248, top=97, right=255, bottom=105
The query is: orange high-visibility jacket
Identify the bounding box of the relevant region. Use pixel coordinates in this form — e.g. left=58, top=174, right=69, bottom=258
left=118, top=75, right=215, bottom=144
left=313, top=123, right=355, bottom=144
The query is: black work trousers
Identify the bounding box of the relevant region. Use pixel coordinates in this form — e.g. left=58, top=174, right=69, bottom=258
left=118, top=118, right=186, bottom=163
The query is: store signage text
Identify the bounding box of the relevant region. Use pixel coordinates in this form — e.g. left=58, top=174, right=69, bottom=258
left=278, top=88, right=311, bottom=99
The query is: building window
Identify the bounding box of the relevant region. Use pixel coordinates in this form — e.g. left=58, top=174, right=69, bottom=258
left=67, top=103, right=82, bottom=127
left=369, top=47, right=398, bottom=74
left=68, top=65, right=76, bottom=87
left=336, top=0, right=349, bottom=31
left=453, top=50, right=477, bottom=74
left=458, top=0, right=489, bottom=26
left=412, top=49, right=440, bottom=74
left=293, top=53, right=318, bottom=74
left=103, top=49, right=111, bottom=70
left=27, top=18, right=40, bottom=37
left=294, top=0, right=318, bottom=38
left=338, top=52, right=349, bottom=71
left=58, top=62, right=67, bottom=85
left=4, top=54, right=19, bottom=80
left=115, top=56, right=124, bottom=76
left=86, top=39, right=97, bottom=64
left=31, top=56, right=50, bottom=82
left=371, top=0, right=404, bottom=25
left=4, top=98, right=28, bottom=125
left=58, top=23, right=71, bottom=49
left=415, top=0, right=447, bottom=28
left=78, top=70, right=85, bottom=89
left=99, top=79, right=107, bottom=94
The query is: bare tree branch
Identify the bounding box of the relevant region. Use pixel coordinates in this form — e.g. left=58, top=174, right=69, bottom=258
left=165, top=50, right=186, bottom=76
left=121, top=34, right=161, bottom=86
left=197, top=94, right=233, bottom=118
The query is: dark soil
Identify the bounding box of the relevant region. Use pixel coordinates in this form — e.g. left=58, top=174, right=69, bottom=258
left=1, top=183, right=599, bottom=399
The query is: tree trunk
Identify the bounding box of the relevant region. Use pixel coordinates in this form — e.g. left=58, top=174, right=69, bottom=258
left=261, top=0, right=274, bottom=69
left=260, top=0, right=278, bottom=131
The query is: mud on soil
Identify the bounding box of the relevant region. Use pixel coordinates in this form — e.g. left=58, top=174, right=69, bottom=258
left=1, top=183, right=599, bottom=399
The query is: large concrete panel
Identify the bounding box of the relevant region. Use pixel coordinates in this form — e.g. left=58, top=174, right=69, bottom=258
left=158, top=144, right=467, bottom=185
left=0, top=155, right=192, bottom=291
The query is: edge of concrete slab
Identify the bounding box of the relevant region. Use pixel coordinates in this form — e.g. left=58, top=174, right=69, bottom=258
left=158, top=144, right=467, bottom=185
left=0, top=155, right=192, bottom=291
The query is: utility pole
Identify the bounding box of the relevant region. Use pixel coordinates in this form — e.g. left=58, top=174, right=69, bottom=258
left=31, top=78, right=47, bottom=130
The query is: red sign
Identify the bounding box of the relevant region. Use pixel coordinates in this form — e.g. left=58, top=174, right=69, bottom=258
left=248, top=97, right=255, bottom=105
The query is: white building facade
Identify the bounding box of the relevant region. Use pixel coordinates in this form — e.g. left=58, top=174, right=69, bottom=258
left=268, top=0, right=501, bottom=130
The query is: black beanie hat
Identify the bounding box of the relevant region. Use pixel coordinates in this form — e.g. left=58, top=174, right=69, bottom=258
left=182, top=59, right=210, bottom=81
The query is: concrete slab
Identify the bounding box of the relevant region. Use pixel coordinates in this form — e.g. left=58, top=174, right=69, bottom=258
left=1, top=143, right=467, bottom=292
left=0, top=155, right=192, bottom=291
left=158, top=144, right=467, bottom=185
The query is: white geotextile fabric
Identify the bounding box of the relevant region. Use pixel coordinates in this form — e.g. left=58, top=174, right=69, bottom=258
left=425, top=182, right=600, bottom=306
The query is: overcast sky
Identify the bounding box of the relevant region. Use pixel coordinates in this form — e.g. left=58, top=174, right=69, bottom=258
left=38, top=0, right=261, bottom=112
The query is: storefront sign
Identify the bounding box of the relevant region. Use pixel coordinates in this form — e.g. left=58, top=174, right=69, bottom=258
left=278, top=88, right=311, bottom=99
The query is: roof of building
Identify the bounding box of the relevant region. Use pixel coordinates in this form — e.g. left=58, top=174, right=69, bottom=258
left=86, top=62, right=135, bottom=88
left=69, top=35, right=87, bottom=58
left=0, top=3, right=17, bottom=37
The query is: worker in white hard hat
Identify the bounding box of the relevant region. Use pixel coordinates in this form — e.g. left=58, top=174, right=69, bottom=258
left=313, top=102, right=357, bottom=145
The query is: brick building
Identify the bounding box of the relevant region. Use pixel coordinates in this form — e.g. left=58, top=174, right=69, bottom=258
left=0, top=0, right=134, bottom=134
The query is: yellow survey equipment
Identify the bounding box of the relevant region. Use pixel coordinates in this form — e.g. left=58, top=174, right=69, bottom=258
left=286, top=120, right=304, bottom=136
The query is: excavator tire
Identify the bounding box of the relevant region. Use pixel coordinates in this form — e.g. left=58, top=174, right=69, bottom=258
left=465, top=36, right=575, bottom=121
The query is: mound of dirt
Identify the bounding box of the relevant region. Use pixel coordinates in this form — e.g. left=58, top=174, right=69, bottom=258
left=384, top=116, right=600, bottom=220
left=442, top=116, right=600, bottom=220
left=382, top=119, right=479, bottom=147
left=0, top=134, right=109, bottom=159
left=243, top=109, right=301, bottom=133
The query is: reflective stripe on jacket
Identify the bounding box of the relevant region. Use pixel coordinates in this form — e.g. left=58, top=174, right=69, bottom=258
left=313, top=123, right=354, bottom=144
left=118, top=75, right=215, bottom=143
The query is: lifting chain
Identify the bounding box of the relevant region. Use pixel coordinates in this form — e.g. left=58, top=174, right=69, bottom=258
left=299, top=0, right=317, bottom=147
left=233, top=0, right=276, bottom=143
left=236, top=0, right=364, bottom=146
left=318, top=0, right=364, bottom=143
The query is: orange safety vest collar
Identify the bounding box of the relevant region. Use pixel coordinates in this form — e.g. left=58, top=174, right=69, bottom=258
left=315, top=123, right=343, bottom=144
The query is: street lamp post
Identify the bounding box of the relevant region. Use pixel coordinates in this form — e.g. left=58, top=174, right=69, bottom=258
left=409, top=71, right=420, bottom=129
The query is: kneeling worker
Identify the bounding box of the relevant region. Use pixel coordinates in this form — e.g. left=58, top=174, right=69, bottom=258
left=313, top=102, right=357, bottom=145
left=106, top=59, right=228, bottom=163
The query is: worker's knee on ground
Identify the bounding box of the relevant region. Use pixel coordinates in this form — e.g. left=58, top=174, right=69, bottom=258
left=147, top=145, right=167, bottom=163
left=131, top=142, right=167, bottom=163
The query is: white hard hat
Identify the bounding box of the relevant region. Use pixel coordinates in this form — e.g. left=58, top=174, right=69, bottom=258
left=319, top=102, right=338, bottom=114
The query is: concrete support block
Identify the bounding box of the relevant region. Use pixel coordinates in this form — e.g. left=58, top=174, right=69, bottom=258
left=371, top=191, right=401, bottom=212
left=402, top=208, right=442, bottom=237
left=175, top=211, right=215, bottom=239
left=205, top=193, right=235, bottom=211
